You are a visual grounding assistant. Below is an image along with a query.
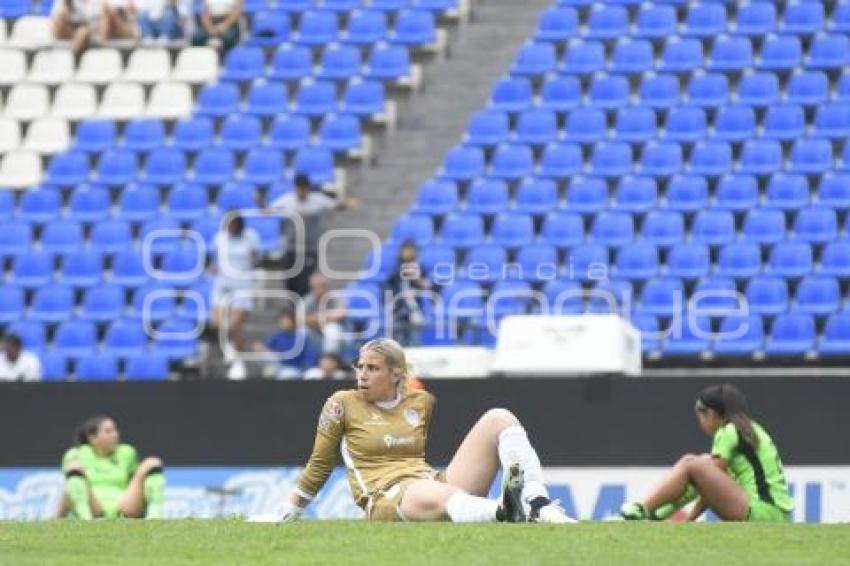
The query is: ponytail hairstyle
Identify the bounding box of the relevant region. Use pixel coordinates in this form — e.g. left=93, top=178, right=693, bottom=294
left=75, top=415, right=111, bottom=446
left=696, top=384, right=758, bottom=448
left=359, top=338, right=410, bottom=396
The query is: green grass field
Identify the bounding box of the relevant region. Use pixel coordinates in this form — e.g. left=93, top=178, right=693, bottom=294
left=2, top=521, right=849, bottom=566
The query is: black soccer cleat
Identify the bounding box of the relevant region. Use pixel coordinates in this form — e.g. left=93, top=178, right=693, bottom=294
left=497, top=462, right=526, bottom=523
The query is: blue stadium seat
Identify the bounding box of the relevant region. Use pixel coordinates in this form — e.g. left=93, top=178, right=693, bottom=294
left=189, top=217, right=222, bottom=253
left=665, top=175, right=708, bottom=213
left=587, top=279, right=632, bottom=314
left=247, top=10, right=290, bottom=47
left=172, top=117, right=214, bottom=152
left=511, top=41, right=556, bottom=76
left=539, top=76, right=581, bottom=113
left=364, top=43, right=411, bottom=82
left=0, top=191, right=13, bottom=222
left=491, top=212, right=535, bottom=248
left=585, top=4, right=628, bottom=40
left=665, top=106, right=707, bottom=143
left=743, top=208, right=786, bottom=245
left=666, top=243, right=710, bottom=279
left=591, top=211, right=634, bottom=247
left=634, top=4, right=676, bottom=39
left=12, top=252, right=54, bottom=288
left=440, top=145, right=484, bottom=181
left=75, top=120, right=117, bottom=153
left=807, top=34, right=849, bottom=69
left=813, top=103, right=850, bottom=139
left=294, top=80, right=338, bottom=116
left=41, top=352, right=68, bottom=382
left=275, top=0, right=311, bottom=13
left=631, top=313, right=661, bottom=353
left=689, top=140, right=732, bottom=177
left=819, top=173, right=850, bottom=210
left=117, top=183, right=159, bottom=223
left=540, top=211, right=584, bottom=248
left=587, top=75, right=629, bottom=109
left=515, top=110, right=558, bottom=146
left=292, top=147, right=336, bottom=185
left=53, top=321, right=97, bottom=358
left=323, top=0, right=360, bottom=13
left=692, top=276, right=739, bottom=311
left=782, top=1, right=824, bottom=35
left=296, top=10, right=340, bottom=46
left=795, top=275, right=840, bottom=315
left=535, top=6, right=578, bottom=43
left=766, top=313, right=815, bottom=355
left=735, top=2, right=776, bottom=36
left=465, top=110, right=509, bottom=148
left=317, top=43, right=362, bottom=81
left=216, top=181, right=257, bottom=213
left=758, top=34, right=802, bottom=71
left=616, top=243, right=658, bottom=280
left=0, top=221, right=32, bottom=257
left=111, top=250, right=149, bottom=287
left=566, top=176, right=607, bottom=214
left=613, top=107, right=655, bottom=143
left=390, top=214, right=434, bottom=246
left=345, top=10, right=387, bottom=46
left=560, top=40, right=605, bottom=75
left=768, top=241, right=813, bottom=278
left=193, top=149, right=236, bottom=186
left=765, top=174, right=809, bottom=210
left=131, top=282, right=176, bottom=322
left=19, top=189, right=60, bottom=223
left=7, top=320, right=46, bottom=351
left=833, top=0, right=850, bottom=33
left=267, top=114, right=311, bottom=152
left=466, top=178, right=509, bottom=216
left=412, top=180, right=458, bottom=216
left=42, top=220, right=83, bottom=255
left=787, top=71, right=829, bottom=107
left=489, top=76, right=532, bottom=113
left=590, top=142, right=631, bottom=178
left=196, top=82, right=240, bottom=117
left=662, top=314, right=712, bottom=356
left=763, top=104, right=805, bottom=140
left=515, top=244, right=558, bottom=283
left=418, top=244, right=455, bottom=280
left=566, top=108, right=606, bottom=144
left=713, top=315, right=765, bottom=356
left=161, top=242, right=204, bottom=283
left=0, top=286, right=24, bottom=323
left=463, top=245, right=506, bottom=283
left=61, top=250, right=102, bottom=287
left=716, top=242, right=761, bottom=279
left=687, top=72, right=729, bottom=108
left=79, top=284, right=125, bottom=322
left=794, top=206, right=838, bottom=243
left=612, top=176, right=656, bottom=213
left=104, top=319, right=148, bottom=357
left=639, top=277, right=684, bottom=316
left=167, top=183, right=208, bottom=221
left=539, top=142, right=583, bottom=180
left=139, top=218, right=182, bottom=256
left=683, top=2, right=726, bottom=38
left=610, top=38, right=653, bottom=75
left=31, top=284, right=74, bottom=323
left=123, top=119, right=166, bottom=152
left=244, top=81, right=288, bottom=117
left=68, top=185, right=110, bottom=223
left=152, top=318, right=199, bottom=360
left=659, top=37, right=703, bottom=74
left=47, top=151, right=89, bottom=186
left=789, top=138, right=832, bottom=174
left=713, top=105, right=756, bottom=142
left=318, top=114, right=363, bottom=154
left=692, top=209, right=735, bottom=246
left=739, top=140, right=782, bottom=175
left=569, top=243, right=609, bottom=282
left=715, top=174, right=758, bottom=212
left=737, top=71, right=780, bottom=107
left=487, top=281, right=534, bottom=321
left=269, top=44, right=313, bottom=81
left=490, top=144, right=534, bottom=180
left=820, top=313, right=850, bottom=356
left=542, top=280, right=583, bottom=315
left=125, top=354, right=170, bottom=380
left=244, top=149, right=285, bottom=185
left=96, top=149, right=138, bottom=186
left=640, top=141, right=682, bottom=177
left=643, top=210, right=685, bottom=248
left=75, top=355, right=119, bottom=381
left=340, top=79, right=386, bottom=118
left=707, top=35, right=753, bottom=72
left=441, top=213, right=484, bottom=248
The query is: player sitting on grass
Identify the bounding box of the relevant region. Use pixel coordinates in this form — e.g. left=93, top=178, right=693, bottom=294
left=622, top=384, right=792, bottom=522
left=251, top=338, right=573, bottom=524
left=59, top=415, right=166, bottom=520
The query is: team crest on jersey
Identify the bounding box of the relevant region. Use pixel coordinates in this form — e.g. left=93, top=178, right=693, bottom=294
left=403, top=408, right=420, bottom=427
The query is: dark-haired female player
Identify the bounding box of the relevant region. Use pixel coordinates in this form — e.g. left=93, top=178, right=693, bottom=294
left=622, top=384, right=792, bottom=522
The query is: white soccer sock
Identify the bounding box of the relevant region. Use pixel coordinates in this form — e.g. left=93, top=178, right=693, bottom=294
left=497, top=425, right=549, bottom=503
left=446, top=492, right=499, bottom=523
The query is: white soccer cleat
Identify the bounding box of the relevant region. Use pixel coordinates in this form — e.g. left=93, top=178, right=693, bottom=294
left=528, top=498, right=577, bottom=524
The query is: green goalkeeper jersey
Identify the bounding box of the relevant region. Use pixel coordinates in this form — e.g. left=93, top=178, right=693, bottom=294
left=62, top=444, right=139, bottom=515
left=711, top=421, right=792, bottom=512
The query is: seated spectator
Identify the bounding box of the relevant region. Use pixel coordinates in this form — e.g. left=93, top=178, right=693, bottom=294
left=101, top=0, right=138, bottom=41
left=138, top=0, right=189, bottom=41
left=303, top=273, right=347, bottom=355
left=52, top=0, right=97, bottom=53
left=191, top=0, right=243, bottom=53
left=304, top=353, right=349, bottom=381
left=0, top=334, right=42, bottom=382
left=386, top=241, right=432, bottom=346
left=253, top=312, right=320, bottom=379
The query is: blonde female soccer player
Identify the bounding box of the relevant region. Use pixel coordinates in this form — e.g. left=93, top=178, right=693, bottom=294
left=59, top=415, right=166, bottom=519
left=254, top=338, right=573, bottom=523
left=622, top=384, right=792, bottom=522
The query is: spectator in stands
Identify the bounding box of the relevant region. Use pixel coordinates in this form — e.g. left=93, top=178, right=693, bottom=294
left=211, top=214, right=261, bottom=379
left=0, top=334, right=42, bottom=382
left=253, top=311, right=320, bottom=379
left=302, top=273, right=347, bottom=355
left=269, top=174, right=359, bottom=297
left=52, top=0, right=97, bottom=53
left=101, top=0, right=138, bottom=41
left=138, top=0, right=189, bottom=41
left=304, top=353, right=349, bottom=381
left=386, top=241, right=431, bottom=346
left=191, top=0, right=243, bottom=53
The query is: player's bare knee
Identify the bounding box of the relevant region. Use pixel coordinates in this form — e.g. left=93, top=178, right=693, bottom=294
left=677, top=453, right=698, bottom=467
left=483, top=408, right=519, bottom=429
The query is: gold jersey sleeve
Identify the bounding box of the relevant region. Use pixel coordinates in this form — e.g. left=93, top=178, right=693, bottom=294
left=295, top=388, right=437, bottom=510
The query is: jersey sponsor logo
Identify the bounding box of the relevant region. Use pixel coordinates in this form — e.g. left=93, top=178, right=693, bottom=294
left=364, top=412, right=388, bottom=426
left=383, top=435, right=415, bottom=449
left=403, top=408, right=420, bottom=428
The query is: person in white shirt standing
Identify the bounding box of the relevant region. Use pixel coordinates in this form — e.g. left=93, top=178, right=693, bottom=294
left=0, top=334, right=42, bottom=382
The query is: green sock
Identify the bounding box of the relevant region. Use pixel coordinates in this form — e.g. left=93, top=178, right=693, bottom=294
left=65, top=475, right=93, bottom=520
left=652, top=485, right=698, bottom=520
left=143, top=473, right=166, bottom=518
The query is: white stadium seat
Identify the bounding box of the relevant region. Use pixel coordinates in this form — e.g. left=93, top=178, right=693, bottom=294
left=23, top=117, right=71, bottom=155
left=75, top=48, right=123, bottom=84
left=0, top=150, right=42, bottom=188
left=0, top=118, right=22, bottom=154
left=171, top=47, right=218, bottom=84
left=3, top=84, right=50, bottom=121
left=123, top=48, right=171, bottom=84
left=146, top=81, right=193, bottom=119
left=8, top=16, right=53, bottom=50
left=28, top=49, right=75, bottom=86
left=98, top=82, right=146, bottom=120
left=0, top=48, right=27, bottom=86
left=52, top=83, right=98, bottom=121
